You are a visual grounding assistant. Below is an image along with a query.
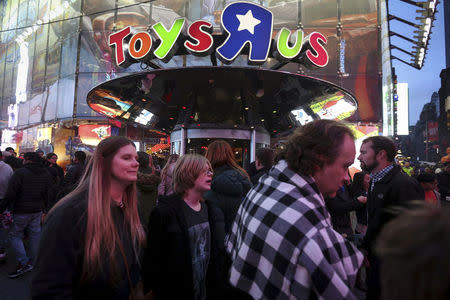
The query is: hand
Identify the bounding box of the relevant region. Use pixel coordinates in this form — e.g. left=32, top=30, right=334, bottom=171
left=357, top=196, right=367, bottom=204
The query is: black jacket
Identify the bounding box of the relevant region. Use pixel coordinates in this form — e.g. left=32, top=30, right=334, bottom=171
left=325, top=185, right=364, bottom=236
left=204, top=165, right=252, bottom=234
left=32, top=193, right=141, bottom=300
left=363, top=165, right=424, bottom=251
left=142, top=193, right=227, bottom=300
left=61, top=162, right=85, bottom=194
left=0, top=163, right=54, bottom=214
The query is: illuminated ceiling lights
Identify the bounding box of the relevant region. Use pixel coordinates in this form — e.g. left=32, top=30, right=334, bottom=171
left=388, top=0, right=438, bottom=69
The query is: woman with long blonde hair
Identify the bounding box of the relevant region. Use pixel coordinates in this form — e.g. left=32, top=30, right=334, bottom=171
left=157, top=154, right=179, bottom=196
left=204, top=140, right=252, bottom=235
left=32, top=136, right=146, bottom=299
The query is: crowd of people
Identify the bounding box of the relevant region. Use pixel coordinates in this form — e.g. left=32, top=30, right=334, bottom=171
left=0, top=119, right=448, bottom=300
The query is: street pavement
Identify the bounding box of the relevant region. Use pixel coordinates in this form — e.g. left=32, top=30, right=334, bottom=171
left=0, top=248, right=32, bottom=300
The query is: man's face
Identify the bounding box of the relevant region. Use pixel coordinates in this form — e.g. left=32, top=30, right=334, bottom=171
left=314, top=134, right=356, bottom=198
left=358, top=141, right=378, bottom=173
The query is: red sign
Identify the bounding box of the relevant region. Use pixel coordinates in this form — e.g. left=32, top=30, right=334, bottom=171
left=79, top=125, right=111, bottom=146
left=427, top=122, right=438, bottom=142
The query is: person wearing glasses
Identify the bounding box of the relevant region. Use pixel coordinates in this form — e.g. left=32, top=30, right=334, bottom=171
left=142, top=154, right=226, bottom=300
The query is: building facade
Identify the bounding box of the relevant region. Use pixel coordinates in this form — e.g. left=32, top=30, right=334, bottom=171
left=0, top=0, right=387, bottom=165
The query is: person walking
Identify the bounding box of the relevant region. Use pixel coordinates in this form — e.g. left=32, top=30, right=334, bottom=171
left=61, top=150, right=87, bottom=196
left=250, top=147, right=275, bottom=186
left=157, top=154, right=179, bottom=197
left=0, top=150, right=13, bottom=262
left=204, top=140, right=252, bottom=235
left=358, top=136, right=424, bottom=300
left=227, top=120, right=363, bottom=299
left=142, top=154, right=226, bottom=300
left=136, top=151, right=160, bottom=232
left=32, top=136, right=146, bottom=299
left=0, top=152, right=54, bottom=278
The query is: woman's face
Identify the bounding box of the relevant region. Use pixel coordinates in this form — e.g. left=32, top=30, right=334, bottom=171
left=193, top=164, right=213, bottom=193
left=111, top=145, right=139, bottom=183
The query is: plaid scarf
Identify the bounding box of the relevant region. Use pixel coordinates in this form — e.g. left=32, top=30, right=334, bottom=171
left=227, top=160, right=363, bottom=300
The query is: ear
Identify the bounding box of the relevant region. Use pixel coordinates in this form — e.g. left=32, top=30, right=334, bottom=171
left=376, top=149, right=387, bottom=161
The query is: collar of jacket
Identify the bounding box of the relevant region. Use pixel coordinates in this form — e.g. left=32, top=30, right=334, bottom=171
left=374, top=164, right=401, bottom=185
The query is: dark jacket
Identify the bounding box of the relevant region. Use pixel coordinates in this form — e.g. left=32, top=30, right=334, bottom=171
left=204, top=165, right=252, bottom=234
left=136, top=171, right=160, bottom=232
left=363, top=165, right=424, bottom=251
left=142, top=193, right=227, bottom=300
left=437, top=171, right=450, bottom=203
left=61, top=162, right=85, bottom=194
left=32, top=193, right=141, bottom=300
left=250, top=167, right=271, bottom=186
left=325, top=185, right=364, bottom=236
left=0, top=163, right=54, bottom=214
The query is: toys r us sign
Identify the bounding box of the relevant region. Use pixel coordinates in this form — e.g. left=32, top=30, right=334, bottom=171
left=109, top=1, right=328, bottom=68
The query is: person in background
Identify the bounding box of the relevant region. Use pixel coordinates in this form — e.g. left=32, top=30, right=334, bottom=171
left=157, top=154, right=179, bottom=197
left=0, top=151, right=13, bottom=262
left=204, top=140, right=252, bottom=235
left=437, top=162, right=450, bottom=206
left=227, top=120, right=363, bottom=299
left=61, top=151, right=87, bottom=197
left=45, top=153, right=64, bottom=185
left=0, top=152, right=54, bottom=278
left=350, top=171, right=370, bottom=235
left=4, top=149, right=22, bottom=170
left=136, top=151, right=160, bottom=232
left=376, top=204, right=450, bottom=300
left=358, top=136, right=424, bottom=300
left=142, top=154, right=226, bottom=300
left=32, top=136, right=146, bottom=299
left=417, top=173, right=440, bottom=207
left=402, top=161, right=413, bottom=176
left=35, top=149, right=44, bottom=159
left=250, top=147, right=275, bottom=186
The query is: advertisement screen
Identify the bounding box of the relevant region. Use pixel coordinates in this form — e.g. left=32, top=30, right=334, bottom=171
left=79, top=124, right=112, bottom=146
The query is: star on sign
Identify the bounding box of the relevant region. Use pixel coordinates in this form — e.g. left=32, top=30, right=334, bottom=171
left=236, top=10, right=261, bottom=35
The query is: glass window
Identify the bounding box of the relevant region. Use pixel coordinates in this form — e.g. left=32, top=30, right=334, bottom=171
left=3, top=45, right=16, bottom=99
left=32, top=50, right=46, bottom=91
left=27, top=0, right=38, bottom=26
left=114, top=5, right=151, bottom=30
left=343, top=28, right=378, bottom=75
left=342, top=0, right=377, bottom=26
left=18, top=99, right=30, bottom=126
left=28, top=90, right=44, bottom=124
left=45, top=40, right=61, bottom=85
left=76, top=73, right=103, bottom=117
left=82, top=0, right=115, bottom=16
left=301, top=0, right=338, bottom=28
left=34, top=23, right=49, bottom=54
left=44, top=80, right=58, bottom=120
left=60, top=32, right=78, bottom=77
left=17, top=0, right=29, bottom=27
left=57, top=75, right=75, bottom=119
left=343, top=74, right=380, bottom=123
left=79, top=30, right=111, bottom=73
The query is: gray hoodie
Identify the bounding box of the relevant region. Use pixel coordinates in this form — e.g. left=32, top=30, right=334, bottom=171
left=0, top=161, right=13, bottom=199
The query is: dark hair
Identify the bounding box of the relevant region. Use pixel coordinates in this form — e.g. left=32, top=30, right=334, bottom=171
left=376, top=204, right=450, bottom=300
left=24, top=152, right=42, bottom=163
left=0, top=151, right=2, bottom=157
left=74, top=151, right=87, bottom=163
left=417, top=173, right=436, bottom=183
left=255, top=148, right=275, bottom=169
left=350, top=171, right=368, bottom=196
left=35, top=149, right=44, bottom=154
left=362, top=136, right=396, bottom=162
left=285, top=120, right=355, bottom=176
left=5, top=147, right=14, bottom=152
left=137, top=151, right=150, bottom=170
left=46, top=152, right=57, bottom=160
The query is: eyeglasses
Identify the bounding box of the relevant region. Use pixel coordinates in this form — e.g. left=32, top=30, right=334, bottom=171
left=204, top=169, right=213, bottom=176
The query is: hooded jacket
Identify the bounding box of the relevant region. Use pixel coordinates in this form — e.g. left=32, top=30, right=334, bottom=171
left=0, top=163, right=54, bottom=214
left=142, top=193, right=227, bottom=300
left=204, top=165, right=252, bottom=234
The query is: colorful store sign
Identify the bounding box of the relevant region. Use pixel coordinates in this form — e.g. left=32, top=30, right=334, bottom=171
left=109, top=2, right=328, bottom=67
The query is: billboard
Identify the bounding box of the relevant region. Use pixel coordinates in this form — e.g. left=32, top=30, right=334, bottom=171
left=396, top=83, right=409, bottom=136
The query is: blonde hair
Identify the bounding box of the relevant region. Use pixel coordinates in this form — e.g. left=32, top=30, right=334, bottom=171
left=205, top=140, right=249, bottom=179
left=52, top=136, right=145, bottom=283
left=160, top=154, right=179, bottom=183
left=173, top=154, right=211, bottom=196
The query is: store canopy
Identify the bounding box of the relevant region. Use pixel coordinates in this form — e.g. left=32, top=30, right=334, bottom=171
left=87, top=67, right=358, bottom=137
